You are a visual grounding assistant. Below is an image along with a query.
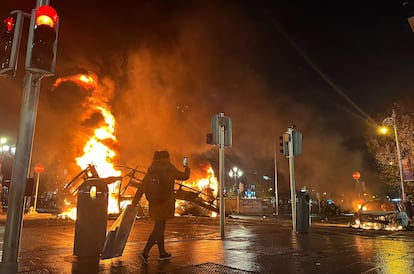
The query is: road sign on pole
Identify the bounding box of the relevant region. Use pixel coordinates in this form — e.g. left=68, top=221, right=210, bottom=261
left=34, top=163, right=44, bottom=173
left=33, top=163, right=44, bottom=212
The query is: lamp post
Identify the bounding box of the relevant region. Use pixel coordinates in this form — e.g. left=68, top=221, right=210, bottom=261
left=382, top=110, right=406, bottom=201
left=263, top=175, right=278, bottom=215
left=229, top=167, right=242, bottom=213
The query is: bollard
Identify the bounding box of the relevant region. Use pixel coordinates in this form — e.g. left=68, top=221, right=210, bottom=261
left=73, top=179, right=108, bottom=257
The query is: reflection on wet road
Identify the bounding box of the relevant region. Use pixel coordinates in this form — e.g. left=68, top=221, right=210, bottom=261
left=1, top=216, right=414, bottom=273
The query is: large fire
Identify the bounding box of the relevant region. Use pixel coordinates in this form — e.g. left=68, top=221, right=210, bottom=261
left=56, top=73, right=219, bottom=219
left=175, top=166, right=219, bottom=217
left=195, top=166, right=218, bottom=197
left=56, top=73, right=122, bottom=218
left=75, top=105, right=122, bottom=215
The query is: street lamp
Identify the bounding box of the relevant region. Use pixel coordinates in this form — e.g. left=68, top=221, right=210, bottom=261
left=229, top=167, right=242, bottom=213
left=382, top=110, right=406, bottom=201
left=0, top=137, right=7, bottom=153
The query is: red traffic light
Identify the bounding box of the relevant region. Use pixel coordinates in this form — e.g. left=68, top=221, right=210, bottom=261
left=5, top=16, right=14, bottom=32
left=0, top=11, right=24, bottom=76
left=26, top=5, right=59, bottom=74
left=35, top=5, right=58, bottom=28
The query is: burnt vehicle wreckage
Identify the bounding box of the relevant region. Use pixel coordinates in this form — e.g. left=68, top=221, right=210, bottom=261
left=351, top=200, right=410, bottom=231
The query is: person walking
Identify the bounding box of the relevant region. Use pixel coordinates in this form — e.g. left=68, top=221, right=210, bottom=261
left=133, top=150, right=190, bottom=264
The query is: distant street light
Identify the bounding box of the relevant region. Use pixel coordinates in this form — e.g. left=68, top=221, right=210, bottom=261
left=0, top=137, right=16, bottom=157
left=382, top=110, right=406, bottom=201
left=0, top=137, right=7, bottom=153
left=229, top=167, right=242, bottom=213
left=229, top=167, right=242, bottom=189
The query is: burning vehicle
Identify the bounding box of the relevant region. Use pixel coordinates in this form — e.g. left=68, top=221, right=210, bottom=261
left=351, top=200, right=410, bottom=231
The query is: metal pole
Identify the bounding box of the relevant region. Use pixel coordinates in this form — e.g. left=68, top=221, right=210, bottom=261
left=219, top=122, right=225, bottom=239
left=1, top=72, right=41, bottom=273
left=236, top=175, right=239, bottom=214
left=273, top=143, right=279, bottom=215
left=287, top=128, right=296, bottom=231
left=393, top=116, right=406, bottom=201
left=37, top=0, right=50, bottom=6
left=33, top=171, right=40, bottom=211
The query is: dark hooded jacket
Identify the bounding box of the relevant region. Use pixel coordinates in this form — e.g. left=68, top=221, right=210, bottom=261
left=144, top=157, right=190, bottom=220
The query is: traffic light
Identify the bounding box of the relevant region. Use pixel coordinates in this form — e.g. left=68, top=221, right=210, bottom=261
left=26, top=5, right=59, bottom=74
left=206, top=133, right=214, bottom=144
left=0, top=11, right=24, bottom=76
left=292, top=130, right=302, bottom=156
left=279, top=133, right=288, bottom=156
left=208, top=113, right=232, bottom=146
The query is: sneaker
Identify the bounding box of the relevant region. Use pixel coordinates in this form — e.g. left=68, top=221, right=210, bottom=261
left=158, top=252, right=172, bottom=261
left=139, top=252, right=148, bottom=264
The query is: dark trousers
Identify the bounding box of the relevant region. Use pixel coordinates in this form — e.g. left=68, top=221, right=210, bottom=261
left=143, top=220, right=166, bottom=255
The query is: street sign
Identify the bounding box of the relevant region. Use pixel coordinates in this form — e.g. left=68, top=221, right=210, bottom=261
left=34, top=163, right=44, bottom=173
left=352, top=171, right=360, bottom=180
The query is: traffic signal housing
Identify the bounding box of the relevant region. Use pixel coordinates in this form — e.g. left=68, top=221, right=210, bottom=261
left=26, top=5, right=59, bottom=74
left=0, top=11, right=24, bottom=77
left=279, top=133, right=288, bottom=156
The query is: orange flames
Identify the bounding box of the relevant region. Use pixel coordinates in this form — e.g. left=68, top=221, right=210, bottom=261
left=55, top=73, right=122, bottom=217
left=352, top=199, right=365, bottom=212
left=195, top=166, right=218, bottom=197
left=52, top=73, right=98, bottom=91
left=75, top=105, right=122, bottom=215
left=176, top=165, right=219, bottom=217
left=56, top=73, right=219, bottom=219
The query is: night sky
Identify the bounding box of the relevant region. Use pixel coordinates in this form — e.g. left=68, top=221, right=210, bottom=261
left=1, top=0, right=414, bottom=202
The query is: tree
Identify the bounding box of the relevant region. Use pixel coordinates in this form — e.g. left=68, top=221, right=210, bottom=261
left=366, top=104, right=414, bottom=196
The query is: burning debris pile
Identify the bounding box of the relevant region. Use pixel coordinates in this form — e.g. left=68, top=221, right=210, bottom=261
left=54, top=73, right=219, bottom=219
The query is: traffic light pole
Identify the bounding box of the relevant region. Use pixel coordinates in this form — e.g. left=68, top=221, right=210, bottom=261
left=273, top=143, right=279, bottom=215
left=1, top=72, right=42, bottom=273
left=219, top=121, right=225, bottom=239
left=209, top=112, right=231, bottom=239
left=1, top=1, right=50, bottom=273
left=287, top=127, right=297, bottom=231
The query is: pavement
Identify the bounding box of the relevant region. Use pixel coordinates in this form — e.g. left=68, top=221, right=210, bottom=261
left=0, top=211, right=414, bottom=274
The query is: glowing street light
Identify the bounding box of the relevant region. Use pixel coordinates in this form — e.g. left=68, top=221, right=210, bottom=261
left=0, top=137, right=15, bottom=156
left=0, top=137, right=7, bottom=145
left=0, top=137, right=9, bottom=156
left=229, top=166, right=242, bottom=213
left=229, top=167, right=242, bottom=187
left=381, top=110, right=406, bottom=201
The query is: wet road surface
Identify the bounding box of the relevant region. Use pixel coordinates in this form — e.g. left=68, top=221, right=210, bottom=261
left=0, top=214, right=414, bottom=273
